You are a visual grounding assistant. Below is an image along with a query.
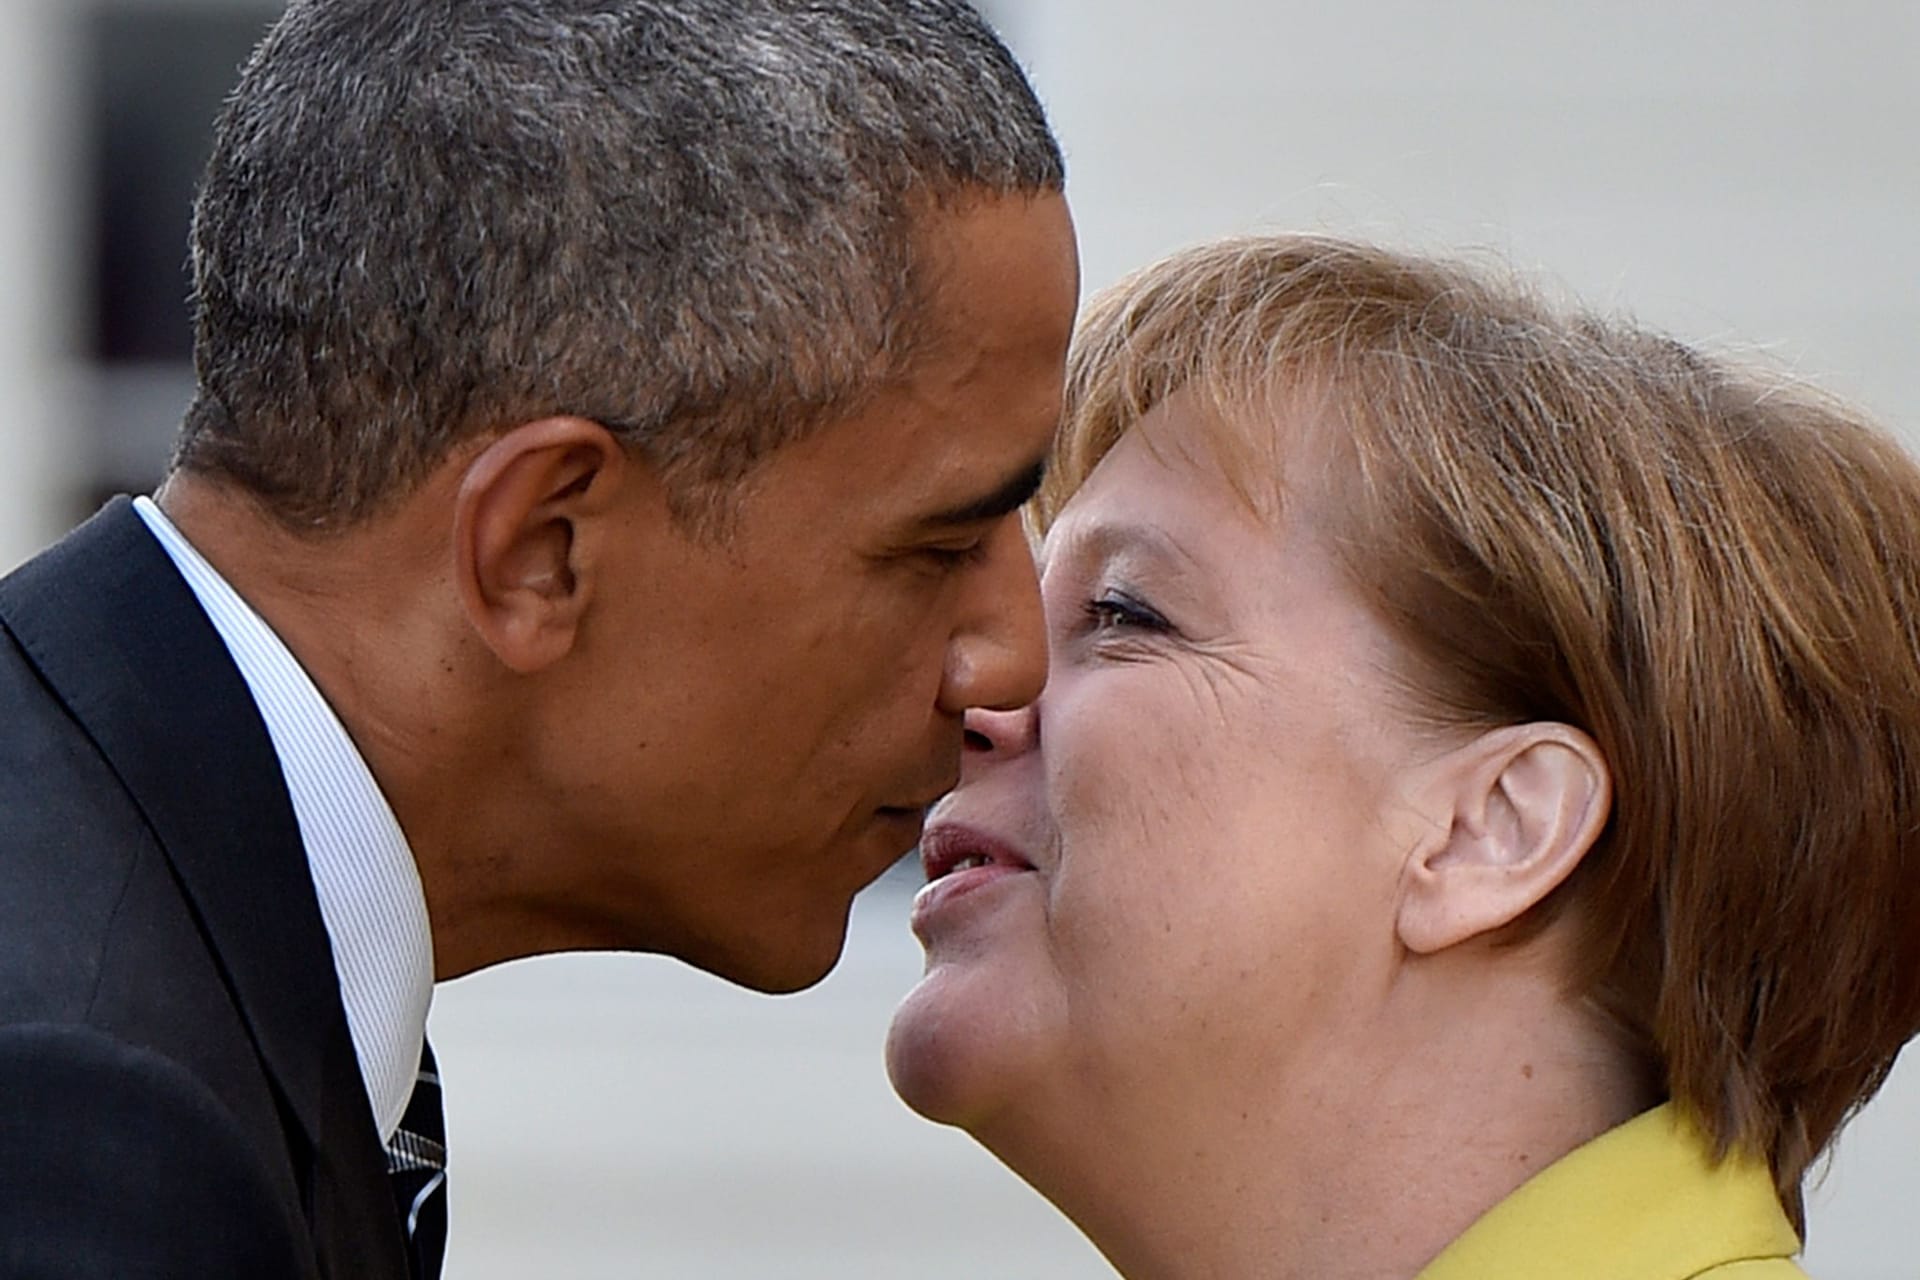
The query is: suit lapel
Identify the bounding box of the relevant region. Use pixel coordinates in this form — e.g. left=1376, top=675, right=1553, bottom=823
left=0, top=498, right=408, bottom=1277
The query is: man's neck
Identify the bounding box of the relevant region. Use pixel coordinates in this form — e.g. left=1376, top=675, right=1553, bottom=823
left=154, top=469, right=542, bottom=979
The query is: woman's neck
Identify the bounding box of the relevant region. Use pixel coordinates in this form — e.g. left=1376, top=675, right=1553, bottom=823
left=988, top=959, right=1655, bottom=1280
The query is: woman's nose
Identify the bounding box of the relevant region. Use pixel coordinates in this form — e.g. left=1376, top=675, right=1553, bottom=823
left=962, top=701, right=1038, bottom=763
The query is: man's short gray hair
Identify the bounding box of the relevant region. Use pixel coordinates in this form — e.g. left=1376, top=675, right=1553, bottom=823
left=175, top=0, right=1064, bottom=528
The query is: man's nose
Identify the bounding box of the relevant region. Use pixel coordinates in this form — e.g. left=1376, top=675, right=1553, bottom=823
left=936, top=517, right=1047, bottom=718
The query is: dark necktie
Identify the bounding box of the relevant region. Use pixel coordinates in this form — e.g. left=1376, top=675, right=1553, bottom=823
left=386, top=1041, right=448, bottom=1280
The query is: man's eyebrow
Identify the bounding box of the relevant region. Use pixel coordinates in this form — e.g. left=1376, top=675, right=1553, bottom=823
left=915, top=456, right=1049, bottom=528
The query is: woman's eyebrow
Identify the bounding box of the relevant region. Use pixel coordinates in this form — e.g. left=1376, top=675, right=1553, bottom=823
left=1041, top=518, right=1201, bottom=583
left=1077, top=520, right=1194, bottom=569
left=914, top=457, right=1048, bottom=530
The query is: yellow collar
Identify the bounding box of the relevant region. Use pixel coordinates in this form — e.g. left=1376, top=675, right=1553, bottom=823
left=1417, top=1104, right=1801, bottom=1280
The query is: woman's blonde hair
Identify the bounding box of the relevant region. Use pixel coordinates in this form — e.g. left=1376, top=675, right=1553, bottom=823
left=1046, top=234, right=1920, bottom=1228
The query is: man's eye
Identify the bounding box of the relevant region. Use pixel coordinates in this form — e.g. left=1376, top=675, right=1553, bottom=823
left=922, top=539, right=988, bottom=569
left=1083, top=592, right=1169, bottom=633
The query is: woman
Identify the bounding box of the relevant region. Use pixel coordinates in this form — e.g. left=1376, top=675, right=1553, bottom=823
left=886, top=235, right=1920, bottom=1278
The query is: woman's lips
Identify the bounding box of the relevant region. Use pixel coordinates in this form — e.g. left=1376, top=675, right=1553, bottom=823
left=910, top=822, right=1036, bottom=938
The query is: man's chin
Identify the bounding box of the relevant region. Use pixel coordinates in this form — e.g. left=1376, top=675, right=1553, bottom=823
left=683, top=914, right=853, bottom=995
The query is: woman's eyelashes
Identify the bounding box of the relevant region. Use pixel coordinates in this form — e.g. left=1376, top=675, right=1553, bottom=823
left=1082, top=589, right=1172, bottom=636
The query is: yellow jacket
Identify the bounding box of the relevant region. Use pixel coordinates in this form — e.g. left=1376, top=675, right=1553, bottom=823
left=1418, top=1104, right=1806, bottom=1279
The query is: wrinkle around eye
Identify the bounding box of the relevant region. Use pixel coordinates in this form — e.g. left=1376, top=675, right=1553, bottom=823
left=1170, top=638, right=1273, bottom=728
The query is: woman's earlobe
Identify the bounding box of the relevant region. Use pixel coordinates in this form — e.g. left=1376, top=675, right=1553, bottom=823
left=451, top=417, right=627, bottom=674
left=1396, top=723, right=1611, bottom=955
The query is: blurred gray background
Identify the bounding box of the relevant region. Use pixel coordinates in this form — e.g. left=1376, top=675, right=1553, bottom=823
left=0, top=0, right=1912, bottom=1275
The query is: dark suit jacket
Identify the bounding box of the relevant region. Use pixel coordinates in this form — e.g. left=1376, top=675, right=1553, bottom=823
left=0, top=499, right=410, bottom=1278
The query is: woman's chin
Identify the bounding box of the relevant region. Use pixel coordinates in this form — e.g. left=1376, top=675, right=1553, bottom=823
left=885, top=959, right=1059, bottom=1130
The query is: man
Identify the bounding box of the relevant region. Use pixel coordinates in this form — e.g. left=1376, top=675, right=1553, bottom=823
left=0, top=1, right=1078, bottom=1275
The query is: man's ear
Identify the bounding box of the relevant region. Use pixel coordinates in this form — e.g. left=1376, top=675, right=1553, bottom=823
left=452, top=417, right=627, bottom=674
left=1397, top=723, right=1611, bottom=955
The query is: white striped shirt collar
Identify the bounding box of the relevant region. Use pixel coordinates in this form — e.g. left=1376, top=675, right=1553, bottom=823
left=133, top=495, right=433, bottom=1142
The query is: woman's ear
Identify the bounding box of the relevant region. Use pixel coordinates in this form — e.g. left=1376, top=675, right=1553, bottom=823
left=1397, top=722, right=1611, bottom=955
left=451, top=416, right=628, bottom=674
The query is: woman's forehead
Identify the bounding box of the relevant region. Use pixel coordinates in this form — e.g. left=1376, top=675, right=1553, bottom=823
left=1094, top=383, right=1345, bottom=526
left=1040, top=398, right=1316, bottom=567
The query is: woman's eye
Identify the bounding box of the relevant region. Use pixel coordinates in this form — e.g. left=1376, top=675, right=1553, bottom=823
left=1083, top=592, right=1170, bottom=634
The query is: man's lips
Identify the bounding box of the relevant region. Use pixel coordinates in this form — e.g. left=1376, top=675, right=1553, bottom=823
left=878, top=771, right=962, bottom=823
